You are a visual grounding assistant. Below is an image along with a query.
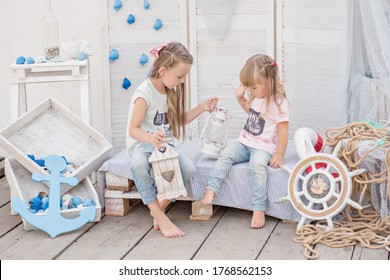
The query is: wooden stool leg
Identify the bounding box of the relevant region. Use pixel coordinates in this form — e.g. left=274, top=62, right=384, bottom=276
left=189, top=201, right=220, bottom=220
left=105, top=198, right=140, bottom=216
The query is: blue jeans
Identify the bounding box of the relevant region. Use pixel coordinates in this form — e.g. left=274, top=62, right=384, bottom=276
left=207, top=141, right=272, bottom=211
left=129, top=143, right=195, bottom=205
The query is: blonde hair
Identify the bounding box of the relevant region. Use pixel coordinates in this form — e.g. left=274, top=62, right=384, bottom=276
left=239, top=54, right=286, bottom=116
left=150, top=42, right=193, bottom=139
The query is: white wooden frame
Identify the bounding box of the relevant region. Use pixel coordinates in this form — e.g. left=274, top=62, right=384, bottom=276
left=0, top=97, right=114, bottom=194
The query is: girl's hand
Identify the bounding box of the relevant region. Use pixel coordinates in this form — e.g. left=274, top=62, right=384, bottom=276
left=269, top=153, right=284, bottom=169
left=150, top=129, right=166, bottom=148
left=202, top=97, right=219, bottom=112
left=235, top=85, right=247, bottom=100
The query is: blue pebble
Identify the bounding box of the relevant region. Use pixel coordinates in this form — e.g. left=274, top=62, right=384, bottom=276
left=77, top=52, right=86, bottom=61
left=127, top=14, right=135, bottom=25
left=82, top=198, right=95, bottom=207
left=153, top=18, right=163, bottom=31
left=122, top=78, right=131, bottom=90
left=109, top=49, right=119, bottom=62
left=139, top=53, right=148, bottom=65
left=27, top=57, right=35, bottom=64
left=144, top=0, right=150, bottom=9
left=113, top=0, right=122, bottom=11
left=16, top=56, right=26, bottom=64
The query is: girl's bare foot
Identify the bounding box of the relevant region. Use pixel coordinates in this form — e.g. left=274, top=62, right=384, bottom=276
left=151, top=199, right=171, bottom=231
left=201, top=188, right=215, bottom=205
left=153, top=219, right=160, bottom=230
left=155, top=215, right=185, bottom=238
left=251, top=210, right=265, bottom=228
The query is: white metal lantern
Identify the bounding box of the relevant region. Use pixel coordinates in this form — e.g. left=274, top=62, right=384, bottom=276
left=200, top=107, right=230, bottom=157
left=149, top=145, right=187, bottom=201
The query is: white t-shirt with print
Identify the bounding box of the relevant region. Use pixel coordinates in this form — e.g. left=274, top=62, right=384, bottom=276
left=126, top=78, right=174, bottom=154
left=237, top=97, right=289, bottom=155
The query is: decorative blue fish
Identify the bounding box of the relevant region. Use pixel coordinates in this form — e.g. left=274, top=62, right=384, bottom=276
left=127, top=14, right=135, bottom=25
left=109, top=49, right=119, bottom=61
left=139, top=53, right=148, bottom=65
left=122, top=77, right=131, bottom=90
left=114, top=0, right=122, bottom=11
left=144, top=0, right=150, bottom=9
left=153, top=18, right=163, bottom=31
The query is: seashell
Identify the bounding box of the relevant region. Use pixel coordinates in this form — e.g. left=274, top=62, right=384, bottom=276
left=16, top=56, right=26, bottom=64
left=77, top=53, right=87, bottom=61
left=62, top=194, right=72, bottom=209
left=27, top=57, right=35, bottom=64
left=36, top=56, right=47, bottom=63
left=60, top=40, right=93, bottom=59
left=153, top=18, right=163, bottom=31
left=71, top=196, right=83, bottom=208
left=82, top=198, right=95, bottom=207
left=78, top=40, right=93, bottom=56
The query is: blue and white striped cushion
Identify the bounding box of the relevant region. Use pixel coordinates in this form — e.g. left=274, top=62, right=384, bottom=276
left=98, top=140, right=302, bottom=221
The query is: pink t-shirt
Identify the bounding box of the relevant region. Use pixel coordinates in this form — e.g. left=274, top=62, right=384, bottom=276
left=237, top=97, right=289, bottom=155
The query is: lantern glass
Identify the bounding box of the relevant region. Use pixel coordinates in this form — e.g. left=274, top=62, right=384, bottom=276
left=200, top=107, right=230, bottom=157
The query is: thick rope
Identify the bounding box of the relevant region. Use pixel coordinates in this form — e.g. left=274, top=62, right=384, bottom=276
left=294, top=122, right=390, bottom=259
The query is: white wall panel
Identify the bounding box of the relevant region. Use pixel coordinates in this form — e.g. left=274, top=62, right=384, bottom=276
left=279, top=0, right=345, bottom=138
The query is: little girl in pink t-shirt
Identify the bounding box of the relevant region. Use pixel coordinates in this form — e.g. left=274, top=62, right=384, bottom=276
left=201, top=54, right=289, bottom=229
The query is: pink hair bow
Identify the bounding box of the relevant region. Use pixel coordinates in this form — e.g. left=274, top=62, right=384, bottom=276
left=150, top=43, right=167, bottom=59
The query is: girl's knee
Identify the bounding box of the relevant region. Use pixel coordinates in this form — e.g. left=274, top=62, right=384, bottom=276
left=130, top=154, right=150, bottom=170
left=219, top=149, right=237, bottom=162
left=248, top=163, right=267, bottom=174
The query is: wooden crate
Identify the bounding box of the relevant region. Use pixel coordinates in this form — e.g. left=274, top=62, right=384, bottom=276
left=5, top=158, right=101, bottom=231
left=105, top=171, right=135, bottom=192
left=0, top=97, right=114, bottom=195
left=104, top=188, right=219, bottom=220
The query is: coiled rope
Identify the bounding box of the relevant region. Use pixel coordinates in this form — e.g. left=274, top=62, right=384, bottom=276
left=294, top=122, right=390, bottom=259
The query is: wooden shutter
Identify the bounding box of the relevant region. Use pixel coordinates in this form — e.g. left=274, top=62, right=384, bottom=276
left=105, top=0, right=187, bottom=152
left=278, top=0, right=345, bottom=137
left=188, top=0, right=275, bottom=140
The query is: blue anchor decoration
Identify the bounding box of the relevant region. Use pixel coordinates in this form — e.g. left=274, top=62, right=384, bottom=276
left=12, top=155, right=96, bottom=238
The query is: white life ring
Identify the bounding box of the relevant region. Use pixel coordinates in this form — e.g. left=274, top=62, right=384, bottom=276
left=294, top=127, right=323, bottom=159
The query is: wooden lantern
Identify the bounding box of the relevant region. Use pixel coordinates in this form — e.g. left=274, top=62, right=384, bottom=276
left=149, top=145, right=187, bottom=200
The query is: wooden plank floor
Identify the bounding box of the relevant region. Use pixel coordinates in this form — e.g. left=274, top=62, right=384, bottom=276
left=0, top=159, right=389, bottom=260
